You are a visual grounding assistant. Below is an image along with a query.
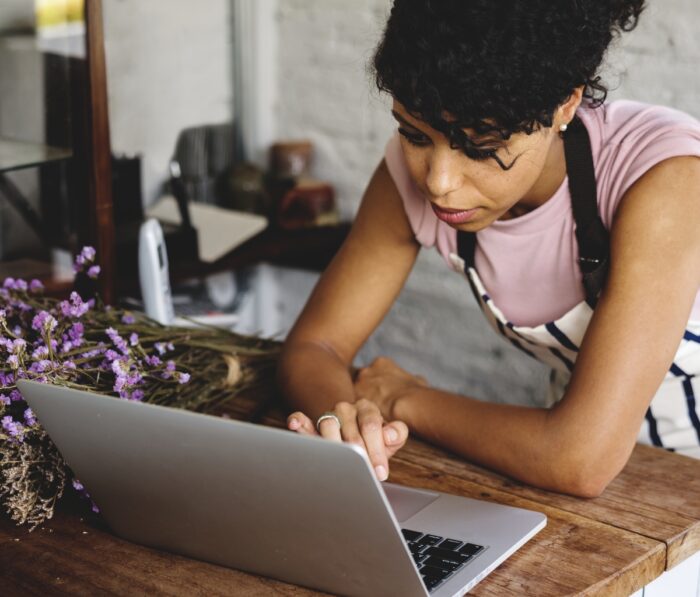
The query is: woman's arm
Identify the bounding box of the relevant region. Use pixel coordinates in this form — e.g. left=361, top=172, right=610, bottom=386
left=277, top=158, right=421, bottom=476
left=363, top=155, right=700, bottom=497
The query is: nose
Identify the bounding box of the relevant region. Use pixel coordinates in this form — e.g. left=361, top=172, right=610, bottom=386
left=425, top=147, right=464, bottom=199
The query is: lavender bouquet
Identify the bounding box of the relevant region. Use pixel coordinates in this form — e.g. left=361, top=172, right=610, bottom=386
left=0, top=247, right=279, bottom=529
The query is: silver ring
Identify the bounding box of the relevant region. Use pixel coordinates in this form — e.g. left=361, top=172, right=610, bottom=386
left=316, top=412, right=342, bottom=433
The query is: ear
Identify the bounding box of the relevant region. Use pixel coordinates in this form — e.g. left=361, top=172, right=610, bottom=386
left=555, top=86, right=585, bottom=127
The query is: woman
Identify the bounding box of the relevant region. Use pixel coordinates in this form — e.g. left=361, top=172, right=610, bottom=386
left=276, top=0, right=700, bottom=497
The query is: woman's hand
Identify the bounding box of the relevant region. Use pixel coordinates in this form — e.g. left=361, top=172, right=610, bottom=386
left=287, top=400, right=409, bottom=482
left=286, top=357, right=427, bottom=482
left=353, top=356, right=429, bottom=421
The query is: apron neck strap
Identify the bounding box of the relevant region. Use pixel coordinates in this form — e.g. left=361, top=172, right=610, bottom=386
left=457, top=114, right=609, bottom=308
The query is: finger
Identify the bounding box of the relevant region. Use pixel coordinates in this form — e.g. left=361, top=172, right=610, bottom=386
left=335, top=402, right=364, bottom=449
left=383, top=421, right=409, bottom=458
left=287, top=412, right=317, bottom=436
left=383, top=421, right=409, bottom=446
left=356, top=401, right=390, bottom=481
left=317, top=414, right=342, bottom=442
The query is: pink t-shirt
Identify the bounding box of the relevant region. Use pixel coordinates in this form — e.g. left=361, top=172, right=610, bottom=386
left=385, top=100, right=700, bottom=326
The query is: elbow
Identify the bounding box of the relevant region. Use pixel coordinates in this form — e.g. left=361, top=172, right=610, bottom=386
left=546, top=447, right=626, bottom=499
left=560, top=475, right=610, bottom=499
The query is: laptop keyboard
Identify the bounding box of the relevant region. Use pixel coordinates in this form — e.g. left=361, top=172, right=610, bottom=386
left=402, top=529, right=485, bottom=593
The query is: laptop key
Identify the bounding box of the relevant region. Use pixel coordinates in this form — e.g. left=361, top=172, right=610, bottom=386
left=413, top=553, right=429, bottom=564
left=437, top=538, right=463, bottom=550
left=425, top=547, right=469, bottom=564
left=408, top=541, right=431, bottom=555
left=402, top=529, right=424, bottom=542
left=422, top=575, right=443, bottom=591
left=420, top=564, right=451, bottom=580
left=424, top=556, right=466, bottom=572
left=459, top=542, right=485, bottom=556
left=420, top=534, right=443, bottom=546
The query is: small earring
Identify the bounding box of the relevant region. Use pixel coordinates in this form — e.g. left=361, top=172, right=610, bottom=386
left=559, top=123, right=568, bottom=133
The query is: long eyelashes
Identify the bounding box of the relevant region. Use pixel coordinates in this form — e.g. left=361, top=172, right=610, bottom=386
left=397, top=127, right=498, bottom=163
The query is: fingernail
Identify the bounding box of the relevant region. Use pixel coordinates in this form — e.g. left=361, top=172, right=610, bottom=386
left=384, top=428, right=398, bottom=443
left=289, top=418, right=299, bottom=429
left=375, top=465, right=388, bottom=481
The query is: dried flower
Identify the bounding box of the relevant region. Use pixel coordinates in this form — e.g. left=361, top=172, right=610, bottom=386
left=1, top=247, right=280, bottom=530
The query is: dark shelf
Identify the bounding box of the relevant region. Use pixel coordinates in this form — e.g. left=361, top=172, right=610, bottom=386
left=177, top=222, right=352, bottom=278
left=0, top=137, right=72, bottom=174
left=115, top=222, right=352, bottom=298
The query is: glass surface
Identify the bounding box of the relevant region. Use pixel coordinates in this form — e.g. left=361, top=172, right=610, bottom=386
left=0, top=0, right=85, bottom=265
left=0, top=0, right=84, bottom=170
left=0, top=137, right=72, bottom=173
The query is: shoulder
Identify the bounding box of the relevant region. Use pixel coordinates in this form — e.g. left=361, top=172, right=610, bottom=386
left=579, top=99, right=700, bottom=148
left=578, top=100, right=700, bottom=228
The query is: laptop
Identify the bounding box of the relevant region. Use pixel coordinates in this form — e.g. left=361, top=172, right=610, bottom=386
left=17, top=380, right=546, bottom=596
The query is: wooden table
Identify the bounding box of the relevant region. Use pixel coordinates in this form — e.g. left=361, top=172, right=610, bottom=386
left=2, top=390, right=700, bottom=596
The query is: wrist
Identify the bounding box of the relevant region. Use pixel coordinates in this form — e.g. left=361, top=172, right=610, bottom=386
left=391, top=383, right=421, bottom=424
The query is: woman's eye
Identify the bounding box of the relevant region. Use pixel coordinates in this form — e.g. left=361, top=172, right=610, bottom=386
left=398, top=128, right=430, bottom=146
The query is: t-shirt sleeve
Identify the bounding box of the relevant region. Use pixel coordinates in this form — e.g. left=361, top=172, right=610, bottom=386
left=593, top=102, right=700, bottom=228
left=384, top=133, right=438, bottom=248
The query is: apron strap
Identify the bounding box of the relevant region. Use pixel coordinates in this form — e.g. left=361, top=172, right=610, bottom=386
left=456, top=114, right=610, bottom=307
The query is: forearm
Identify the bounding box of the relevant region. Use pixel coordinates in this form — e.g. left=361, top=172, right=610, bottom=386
left=277, top=340, right=356, bottom=420
left=393, top=386, right=603, bottom=497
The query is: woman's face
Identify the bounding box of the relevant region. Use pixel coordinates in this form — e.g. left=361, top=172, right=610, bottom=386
left=392, top=100, right=566, bottom=231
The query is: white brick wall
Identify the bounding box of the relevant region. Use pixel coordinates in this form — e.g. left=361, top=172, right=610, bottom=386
left=103, top=0, right=233, bottom=205
left=270, top=0, right=699, bottom=405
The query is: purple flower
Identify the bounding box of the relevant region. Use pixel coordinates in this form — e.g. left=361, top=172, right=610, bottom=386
left=10, top=390, right=21, bottom=402
left=166, top=360, right=176, bottom=372
left=72, top=478, right=84, bottom=491
left=129, top=333, right=139, bottom=346
left=29, top=360, right=52, bottom=374
left=131, top=389, right=145, bottom=401
left=23, top=408, right=36, bottom=426
left=121, top=314, right=135, bottom=324
left=87, top=265, right=101, bottom=279
left=144, top=355, right=161, bottom=367
left=0, top=394, right=10, bottom=406
left=154, top=342, right=167, bottom=355
left=2, top=278, right=16, bottom=290
left=104, top=349, right=119, bottom=362
left=7, top=355, right=19, bottom=369
left=32, top=345, right=50, bottom=359
left=63, top=360, right=76, bottom=370
left=106, top=327, right=129, bottom=355
left=73, top=246, right=96, bottom=272
left=60, top=292, right=90, bottom=319
left=177, top=372, right=190, bottom=384
left=29, top=279, right=44, bottom=293
left=81, top=345, right=106, bottom=359
left=10, top=338, right=26, bottom=354
left=31, top=311, right=58, bottom=334
left=2, top=415, right=24, bottom=439
left=68, top=322, right=84, bottom=347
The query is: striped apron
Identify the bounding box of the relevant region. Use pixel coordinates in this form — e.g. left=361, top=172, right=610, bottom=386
left=450, top=116, right=700, bottom=458
left=447, top=251, right=700, bottom=458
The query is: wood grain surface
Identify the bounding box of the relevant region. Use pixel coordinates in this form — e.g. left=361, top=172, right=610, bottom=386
left=1, top=392, right=698, bottom=595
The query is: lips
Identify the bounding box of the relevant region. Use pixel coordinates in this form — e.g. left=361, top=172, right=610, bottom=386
left=430, top=203, right=479, bottom=225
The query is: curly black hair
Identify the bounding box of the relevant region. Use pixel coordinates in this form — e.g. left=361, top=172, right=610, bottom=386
left=373, top=0, right=646, bottom=167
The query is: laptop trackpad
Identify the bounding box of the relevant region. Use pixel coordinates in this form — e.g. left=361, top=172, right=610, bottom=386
left=382, top=483, right=440, bottom=523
